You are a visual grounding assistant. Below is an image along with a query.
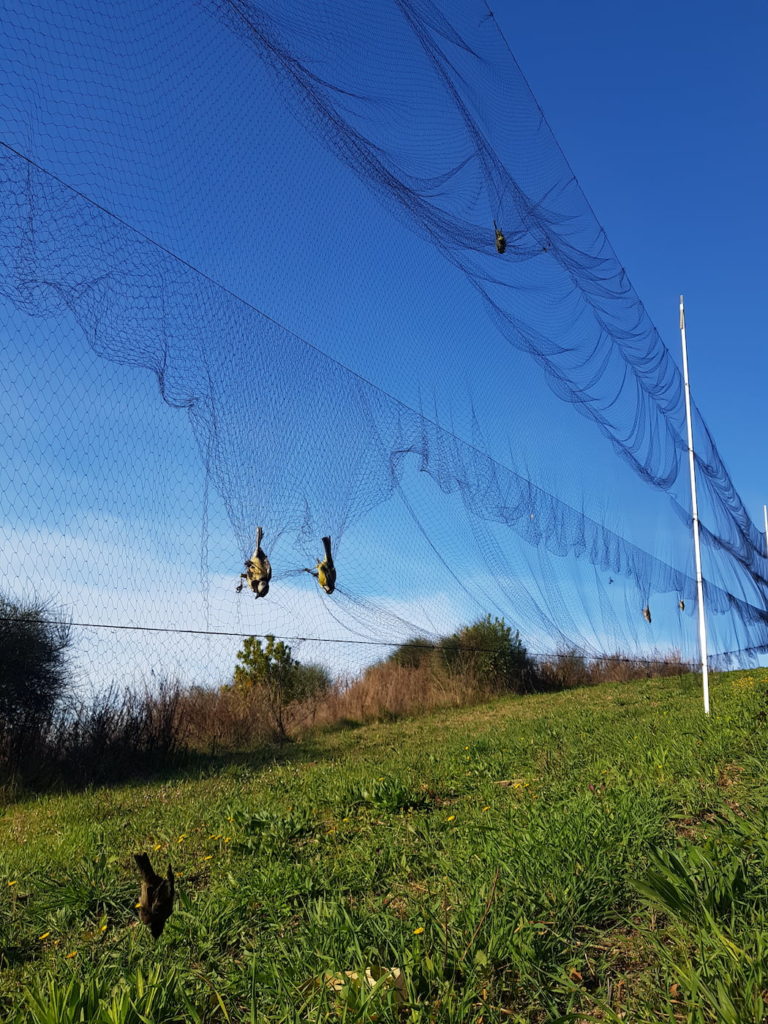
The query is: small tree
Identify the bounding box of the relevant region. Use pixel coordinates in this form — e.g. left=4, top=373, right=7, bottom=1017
left=232, top=635, right=328, bottom=741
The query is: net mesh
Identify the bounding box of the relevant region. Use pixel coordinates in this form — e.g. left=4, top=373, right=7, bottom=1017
left=1, top=0, right=765, bottom=686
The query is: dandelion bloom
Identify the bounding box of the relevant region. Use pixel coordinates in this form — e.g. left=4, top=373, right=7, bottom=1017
left=413, top=927, right=424, bottom=935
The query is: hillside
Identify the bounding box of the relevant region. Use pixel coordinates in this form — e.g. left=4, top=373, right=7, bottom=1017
left=2, top=670, right=768, bottom=1022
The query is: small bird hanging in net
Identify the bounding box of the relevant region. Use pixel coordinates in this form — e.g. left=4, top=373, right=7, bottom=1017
left=236, top=526, right=272, bottom=597
left=305, top=535, right=336, bottom=594
left=493, top=220, right=506, bottom=254
left=642, top=605, right=652, bottom=624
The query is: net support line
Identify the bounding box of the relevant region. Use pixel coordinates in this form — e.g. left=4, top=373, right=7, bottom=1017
left=0, top=614, right=734, bottom=664
left=680, top=295, right=710, bottom=714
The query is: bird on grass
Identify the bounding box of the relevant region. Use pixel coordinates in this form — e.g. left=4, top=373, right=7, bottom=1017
left=236, top=526, right=272, bottom=597
left=134, top=853, right=174, bottom=938
left=304, top=535, right=336, bottom=594
left=493, top=220, right=506, bottom=254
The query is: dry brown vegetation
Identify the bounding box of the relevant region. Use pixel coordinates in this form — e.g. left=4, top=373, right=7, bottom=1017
left=1, top=609, right=690, bottom=794
left=314, top=646, right=690, bottom=728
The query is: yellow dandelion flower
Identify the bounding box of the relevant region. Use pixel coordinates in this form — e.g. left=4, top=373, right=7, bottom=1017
left=7, top=881, right=17, bottom=887
left=153, top=843, right=163, bottom=850
left=482, top=805, right=491, bottom=812
left=446, top=815, right=456, bottom=822
left=176, top=834, right=187, bottom=843
left=135, top=902, right=142, bottom=908
left=38, top=932, right=50, bottom=940
left=413, top=927, right=424, bottom=935
left=342, top=817, right=350, bottom=822
left=65, top=950, right=78, bottom=959
left=202, top=855, right=213, bottom=861
left=224, top=836, right=231, bottom=843
left=208, top=834, right=222, bottom=840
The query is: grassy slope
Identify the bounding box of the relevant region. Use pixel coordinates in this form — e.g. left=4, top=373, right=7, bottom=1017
left=1, top=669, right=768, bottom=1022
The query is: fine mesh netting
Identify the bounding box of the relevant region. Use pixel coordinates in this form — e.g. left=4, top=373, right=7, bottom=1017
left=0, top=0, right=765, bottom=687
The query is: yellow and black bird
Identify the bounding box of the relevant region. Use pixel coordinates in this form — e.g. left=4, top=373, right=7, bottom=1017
left=305, top=535, right=336, bottom=594
left=236, top=526, right=272, bottom=597
left=134, top=853, right=174, bottom=938
left=493, top=220, right=506, bottom=254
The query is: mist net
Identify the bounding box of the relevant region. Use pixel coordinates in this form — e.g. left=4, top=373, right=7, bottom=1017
left=0, top=0, right=765, bottom=686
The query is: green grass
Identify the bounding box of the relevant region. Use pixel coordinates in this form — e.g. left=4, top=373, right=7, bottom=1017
left=2, top=669, right=768, bottom=1022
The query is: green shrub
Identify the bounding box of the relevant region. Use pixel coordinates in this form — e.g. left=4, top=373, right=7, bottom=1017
left=436, top=615, right=535, bottom=693
left=387, top=636, right=436, bottom=669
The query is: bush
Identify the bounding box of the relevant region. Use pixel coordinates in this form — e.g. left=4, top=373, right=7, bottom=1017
left=0, top=594, right=72, bottom=776
left=387, top=636, right=436, bottom=669
left=537, top=647, right=594, bottom=690
left=437, top=615, right=535, bottom=693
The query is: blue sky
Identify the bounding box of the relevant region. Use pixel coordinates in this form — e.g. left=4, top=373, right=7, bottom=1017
left=0, top=0, right=765, bottom=684
left=496, top=0, right=767, bottom=516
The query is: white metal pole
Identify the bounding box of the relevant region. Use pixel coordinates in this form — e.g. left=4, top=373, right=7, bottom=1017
left=763, top=504, right=768, bottom=559
left=680, top=295, right=710, bottom=714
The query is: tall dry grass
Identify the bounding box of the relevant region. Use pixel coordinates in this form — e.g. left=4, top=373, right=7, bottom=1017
left=0, top=679, right=183, bottom=792
left=314, top=659, right=487, bottom=727
left=535, top=648, right=691, bottom=690
left=314, top=648, right=691, bottom=728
